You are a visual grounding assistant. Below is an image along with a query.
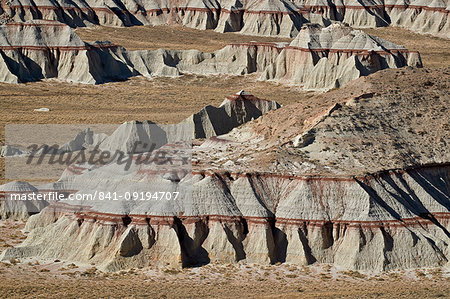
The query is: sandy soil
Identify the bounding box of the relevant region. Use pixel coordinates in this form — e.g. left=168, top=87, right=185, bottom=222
left=75, top=25, right=292, bottom=52
left=1, top=25, right=449, bottom=298
left=0, top=221, right=448, bottom=299
left=0, top=220, right=26, bottom=251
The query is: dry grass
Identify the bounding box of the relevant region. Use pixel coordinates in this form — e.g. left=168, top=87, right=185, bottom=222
left=363, top=27, right=450, bottom=67
left=76, top=24, right=292, bottom=52
left=0, top=220, right=446, bottom=298
left=0, top=75, right=312, bottom=184
left=76, top=25, right=450, bottom=68
left=0, top=75, right=310, bottom=143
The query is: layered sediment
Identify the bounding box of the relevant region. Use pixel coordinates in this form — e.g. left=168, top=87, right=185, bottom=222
left=0, top=0, right=448, bottom=37
left=2, top=165, right=448, bottom=271
left=0, top=20, right=131, bottom=83
left=0, top=91, right=280, bottom=219
left=0, top=21, right=421, bottom=90
left=1, top=67, right=448, bottom=272
left=261, top=23, right=422, bottom=89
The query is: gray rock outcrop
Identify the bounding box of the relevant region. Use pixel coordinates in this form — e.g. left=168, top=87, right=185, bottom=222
left=0, top=0, right=448, bottom=37
left=0, top=21, right=421, bottom=90
left=0, top=181, right=48, bottom=219
left=261, top=23, right=423, bottom=90
left=1, top=68, right=448, bottom=272
left=180, top=90, right=281, bottom=138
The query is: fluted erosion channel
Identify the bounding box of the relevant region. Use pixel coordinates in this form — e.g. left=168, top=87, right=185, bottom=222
left=2, top=164, right=448, bottom=272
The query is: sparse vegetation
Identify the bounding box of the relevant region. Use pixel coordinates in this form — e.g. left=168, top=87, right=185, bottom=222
left=76, top=25, right=291, bottom=53
left=341, top=270, right=367, bottom=279
left=0, top=16, right=448, bottom=299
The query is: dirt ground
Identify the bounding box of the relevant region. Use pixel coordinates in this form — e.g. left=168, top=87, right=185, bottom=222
left=0, top=221, right=448, bottom=299
left=1, top=25, right=449, bottom=298
left=75, top=24, right=292, bottom=52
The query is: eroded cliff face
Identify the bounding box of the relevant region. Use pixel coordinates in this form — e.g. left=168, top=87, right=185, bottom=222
left=0, top=20, right=135, bottom=83
left=2, top=165, right=448, bottom=271
left=0, top=21, right=285, bottom=84
left=0, top=21, right=420, bottom=90
left=0, top=0, right=448, bottom=37
left=260, top=23, right=422, bottom=90
left=1, top=67, right=449, bottom=272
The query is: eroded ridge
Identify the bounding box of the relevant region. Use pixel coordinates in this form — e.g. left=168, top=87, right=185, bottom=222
left=1, top=67, right=448, bottom=272
left=0, top=21, right=420, bottom=90
left=1, top=160, right=448, bottom=272
left=0, top=0, right=448, bottom=37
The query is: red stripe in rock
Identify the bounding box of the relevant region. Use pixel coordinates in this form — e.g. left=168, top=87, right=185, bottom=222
left=0, top=45, right=118, bottom=51
left=226, top=43, right=412, bottom=55
left=8, top=4, right=449, bottom=14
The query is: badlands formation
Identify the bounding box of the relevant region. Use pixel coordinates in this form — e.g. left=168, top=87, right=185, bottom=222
left=0, top=181, right=48, bottom=219
left=0, top=91, right=280, bottom=217
left=0, top=20, right=420, bottom=90
left=0, top=0, right=448, bottom=37
left=1, top=67, right=448, bottom=272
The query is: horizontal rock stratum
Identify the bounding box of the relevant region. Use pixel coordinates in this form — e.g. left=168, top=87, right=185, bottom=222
left=0, top=0, right=449, bottom=37
left=0, top=21, right=421, bottom=90
left=0, top=91, right=280, bottom=218
left=1, top=67, right=448, bottom=272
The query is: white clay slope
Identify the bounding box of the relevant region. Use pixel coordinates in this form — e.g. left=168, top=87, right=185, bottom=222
left=0, top=21, right=421, bottom=91
left=0, top=181, right=49, bottom=219
left=0, top=0, right=448, bottom=37
left=1, top=68, right=448, bottom=272
left=0, top=91, right=280, bottom=219
left=262, top=23, right=422, bottom=90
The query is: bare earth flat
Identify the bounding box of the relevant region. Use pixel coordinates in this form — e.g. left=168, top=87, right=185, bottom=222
left=75, top=25, right=292, bottom=52
left=1, top=24, right=449, bottom=298
left=0, top=75, right=313, bottom=184
left=0, top=221, right=448, bottom=299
